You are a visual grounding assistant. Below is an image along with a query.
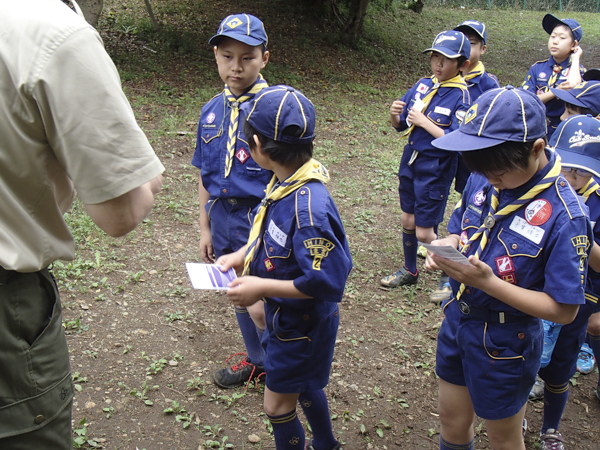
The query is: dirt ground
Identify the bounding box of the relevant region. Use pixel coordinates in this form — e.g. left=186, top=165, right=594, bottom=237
left=59, top=2, right=600, bottom=449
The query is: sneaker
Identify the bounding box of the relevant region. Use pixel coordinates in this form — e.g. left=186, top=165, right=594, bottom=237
left=540, top=321, right=563, bottom=368
left=213, top=353, right=264, bottom=389
left=417, top=244, right=428, bottom=259
left=529, top=375, right=545, bottom=400
left=429, top=276, right=451, bottom=304
left=306, top=439, right=342, bottom=450
left=539, top=429, right=565, bottom=450
left=522, top=418, right=527, bottom=437
left=380, top=267, right=418, bottom=288
left=576, top=343, right=596, bottom=374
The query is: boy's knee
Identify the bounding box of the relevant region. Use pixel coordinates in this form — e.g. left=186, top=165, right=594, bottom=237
left=416, top=227, right=436, bottom=244
left=401, top=213, right=415, bottom=229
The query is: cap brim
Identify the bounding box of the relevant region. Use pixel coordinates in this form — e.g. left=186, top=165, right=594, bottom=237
left=550, top=88, right=588, bottom=109
left=584, top=69, right=600, bottom=82
left=542, top=14, right=561, bottom=35
left=557, top=150, right=600, bottom=178
left=208, top=34, right=265, bottom=47
left=432, top=129, right=506, bottom=152
left=454, top=25, right=485, bottom=44
left=422, top=47, right=461, bottom=59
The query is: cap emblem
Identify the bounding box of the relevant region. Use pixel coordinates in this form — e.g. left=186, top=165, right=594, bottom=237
left=464, top=104, right=477, bottom=125
left=569, top=129, right=600, bottom=148
left=435, top=35, right=457, bottom=45
left=226, top=17, right=243, bottom=29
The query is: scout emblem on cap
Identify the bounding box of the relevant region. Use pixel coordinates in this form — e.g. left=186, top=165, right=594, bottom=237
left=226, top=17, right=243, bottom=29
left=473, top=189, right=486, bottom=206
left=303, top=238, right=335, bottom=271
left=464, top=104, right=477, bottom=125
left=435, top=34, right=457, bottom=45
left=525, top=199, right=552, bottom=226
left=569, top=129, right=600, bottom=147
left=206, top=112, right=215, bottom=124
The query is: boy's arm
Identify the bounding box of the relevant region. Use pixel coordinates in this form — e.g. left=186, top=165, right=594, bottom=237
left=226, top=277, right=311, bottom=308
left=589, top=239, right=600, bottom=272
left=406, top=109, right=445, bottom=138
left=432, top=254, right=580, bottom=324
left=198, top=176, right=214, bottom=263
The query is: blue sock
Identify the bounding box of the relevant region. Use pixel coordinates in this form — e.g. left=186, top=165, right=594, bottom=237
left=267, top=409, right=305, bottom=449
left=587, top=333, right=600, bottom=386
left=299, top=390, right=338, bottom=450
left=439, top=436, right=474, bottom=450
left=403, top=227, right=418, bottom=274
left=234, top=307, right=265, bottom=366
left=542, top=381, right=569, bottom=433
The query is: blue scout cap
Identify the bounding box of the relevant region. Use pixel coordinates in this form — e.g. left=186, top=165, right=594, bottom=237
left=551, top=81, right=600, bottom=116
left=241, top=85, right=315, bottom=144
left=584, top=69, right=600, bottom=82
left=454, top=20, right=487, bottom=45
left=551, top=115, right=600, bottom=178
left=542, top=14, right=583, bottom=42
left=432, top=86, right=547, bottom=151
left=423, top=30, right=471, bottom=59
left=209, top=14, right=268, bottom=48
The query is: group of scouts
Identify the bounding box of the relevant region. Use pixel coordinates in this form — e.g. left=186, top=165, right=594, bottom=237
left=192, top=11, right=600, bottom=450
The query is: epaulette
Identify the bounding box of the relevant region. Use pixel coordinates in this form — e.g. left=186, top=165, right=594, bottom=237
left=295, top=185, right=315, bottom=229
left=556, top=178, right=587, bottom=219
left=532, top=58, right=550, bottom=66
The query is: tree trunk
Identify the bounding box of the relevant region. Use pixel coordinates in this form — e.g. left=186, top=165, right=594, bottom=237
left=341, top=0, right=370, bottom=46
left=143, top=0, right=159, bottom=29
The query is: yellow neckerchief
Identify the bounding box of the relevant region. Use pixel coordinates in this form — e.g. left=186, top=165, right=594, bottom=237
left=403, top=73, right=467, bottom=138
left=578, top=177, right=600, bottom=201
left=547, top=56, right=571, bottom=89
left=456, top=156, right=562, bottom=300
left=463, top=61, right=485, bottom=82
left=242, top=159, right=330, bottom=276
left=223, top=74, right=268, bottom=177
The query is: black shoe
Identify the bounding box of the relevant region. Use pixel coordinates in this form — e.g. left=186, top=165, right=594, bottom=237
left=380, top=267, right=418, bottom=288
left=306, top=439, right=342, bottom=450
left=213, top=353, right=264, bottom=389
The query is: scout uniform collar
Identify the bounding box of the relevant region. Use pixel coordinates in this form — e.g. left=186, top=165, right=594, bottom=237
left=463, top=61, right=485, bottom=82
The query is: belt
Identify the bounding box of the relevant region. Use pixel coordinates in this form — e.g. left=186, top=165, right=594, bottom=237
left=457, top=300, right=532, bottom=324
left=223, top=198, right=259, bottom=207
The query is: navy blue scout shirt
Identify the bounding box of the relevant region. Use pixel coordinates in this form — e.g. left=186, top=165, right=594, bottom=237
left=466, top=72, right=500, bottom=103
left=522, top=57, right=586, bottom=128
left=250, top=181, right=352, bottom=308
left=395, top=77, right=470, bottom=158
left=580, top=179, right=600, bottom=312
left=448, top=150, right=591, bottom=313
left=192, top=88, right=273, bottom=201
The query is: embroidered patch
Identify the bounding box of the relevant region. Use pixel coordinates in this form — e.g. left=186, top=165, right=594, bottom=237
left=236, top=148, right=249, bottom=164
left=264, top=258, right=275, bottom=272
left=501, top=273, right=517, bottom=284
left=268, top=220, right=287, bottom=248
left=459, top=230, right=469, bottom=249
left=417, top=83, right=429, bottom=94
left=539, top=72, right=547, bottom=79
left=455, top=110, right=466, bottom=123
left=464, top=104, right=477, bottom=125
left=572, top=235, right=590, bottom=272
left=473, top=189, right=486, bottom=206
left=303, top=238, right=335, bottom=271
left=525, top=199, right=552, bottom=226
left=206, top=112, right=216, bottom=124
left=226, top=17, right=243, bottom=29
left=495, top=255, right=514, bottom=275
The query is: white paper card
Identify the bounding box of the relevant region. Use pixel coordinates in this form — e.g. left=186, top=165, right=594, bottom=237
left=419, top=242, right=472, bottom=265
left=509, top=216, right=545, bottom=245
left=268, top=220, right=288, bottom=248
left=185, top=263, right=237, bottom=290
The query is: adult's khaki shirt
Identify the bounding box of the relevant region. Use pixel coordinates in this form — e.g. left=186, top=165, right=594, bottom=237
left=0, top=0, right=164, bottom=272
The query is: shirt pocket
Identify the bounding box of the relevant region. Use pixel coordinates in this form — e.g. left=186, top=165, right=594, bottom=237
left=495, top=228, right=542, bottom=277
left=427, top=109, right=452, bottom=127
left=200, top=127, right=222, bottom=174
left=263, top=230, right=292, bottom=260
left=236, top=134, right=265, bottom=177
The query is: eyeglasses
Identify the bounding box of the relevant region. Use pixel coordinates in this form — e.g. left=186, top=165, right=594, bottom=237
left=561, top=167, right=593, bottom=177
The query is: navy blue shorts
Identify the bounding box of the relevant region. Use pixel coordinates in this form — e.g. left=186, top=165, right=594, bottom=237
left=539, top=301, right=594, bottom=385
left=454, top=155, right=470, bottom=195
left=398, top=151, right=457, bottom=228
left=436, top=299, right=543, bottom=420
left=263, top=301, right=339, bottom=394
left=206, top=198, right=257, bottom=258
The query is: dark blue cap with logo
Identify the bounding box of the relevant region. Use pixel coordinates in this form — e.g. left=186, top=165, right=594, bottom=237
left=551, top=81, right=600, bottom=116
left=432, top=86, right=547, bottom=151
left=423, top=30, right=471, bottom=59
left=241, top=85, right=316, bottom=144
left=551, top=114, right=600, bottom=178
left=454, top=20, right=488, bottom=45
left=542, top=14, right=582, bottom=42
left=209, top=14, right=268, bottom=48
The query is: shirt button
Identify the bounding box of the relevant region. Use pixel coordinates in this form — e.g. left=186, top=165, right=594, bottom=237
left=334, top=310, right=338, bottom=317
left=518, top=333, right=525, bottom=340
left=269, top=247, right=273, bottom=252
left=492, top=351, right=499, bottom=356
left=303, top=314, right=309, bottom=320
left=34, top=415, right=45, bottom=424
left=223, top=189, right=227, bottom=193
left=300, top=190, right=306, bottom=195
left=512, top=244, right=518, bottom=250
left=465, top=218, right=469, bottom=223
left=410, top=141, right=414, bottom=145
left=437, top=119, right=441, bottom=122
left=466, top=289, right=471, bottom=294
left=560, top=181, right=566, bottom=187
